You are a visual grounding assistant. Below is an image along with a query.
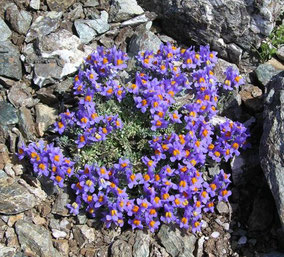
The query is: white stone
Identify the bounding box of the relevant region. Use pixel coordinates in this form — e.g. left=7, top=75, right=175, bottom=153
left=52, top=229, right=67, bottom=239
left=0, top=18, right=12, bottom=42
left=30, top=0, right=40, bottom=10
left=211, top=231, right=220, bottom=238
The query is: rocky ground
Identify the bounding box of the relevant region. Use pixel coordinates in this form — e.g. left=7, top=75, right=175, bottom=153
left=0, top=0, right=284, bottom=257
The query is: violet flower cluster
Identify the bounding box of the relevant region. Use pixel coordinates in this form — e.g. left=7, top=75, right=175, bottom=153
left=18, top=43, right=249, bottom=233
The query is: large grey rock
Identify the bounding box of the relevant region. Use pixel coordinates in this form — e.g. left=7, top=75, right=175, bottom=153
left=30, top=0, right=40, bottom=10
left=0, top=18, right=11, bottom=42
left=0, top=41, right=22, bottom=80
left=8, top=83, right=34, bottom=108
left=111, top=239, right=132, bottom=257
left=260, top=71, right=284, bottom=231
left=138, top=0, right=282, bottom=63
left=15, top=220, right=62, bottom=257
left=74, top=11, right=110, bottom=44
left=0, top=102, right=18, bottom=126
left=110, top=0, right=144, bottom=22
left=5, top=4, right=32, bottom=35
left=38, top=29, right=86, bottom=78
left=25, top=11, right=62, bottom=43
left=129, top=30, right=162, bottom=56
left=51, top=190, right=70, bottom=216
left=0, top=170, right=47, bottom=215
left=255, top=64, right=281, bottom=87
left=18, top=106, right=36, bottom=141
left=0, top=244, right=17, bottom=257
left=157, top=225, right=196, bottom=257
left=133, top=230, right=150, bottom=257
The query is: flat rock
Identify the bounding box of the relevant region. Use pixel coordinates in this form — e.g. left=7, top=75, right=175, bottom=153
left=5, top=4, right=32, bottom=35
left=0, top=18, right=11, bottom=42
left=35, top=103, right=57, bottom=137
left=0, top=40, right=22, bottom=80
left=239, top=84, right=263, bottom=112
left=0, top=244, right=17, bottom=257
left=8, top=82, right=34, bottom=108
left=39, top=29, right=86, bottom=78
left=51, top=190, right=70, bottom=216
left=157, top=224, right=196, bottom=257
left=74, top=11, right=110, bottom=44
left=133, top=230, right=150, bottom=257
left=260, top=71, right=284, bottom=231
left=15, top=220, right=62, bottom=257
left=110, top=0, right=144, bottom=22
left=47, top=0, right=76, bottom=12
left=0, top=101, right=18, bottom=126
left=25, top=11, right=63, bottom=43
left=0, top=170, right=47, bottom=215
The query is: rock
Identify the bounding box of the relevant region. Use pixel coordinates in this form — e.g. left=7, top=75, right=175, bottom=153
left=37, top=87, right=58, bottom=105
left=196, top=236, right=205, bottom=257
left=35, top=103, right=58, bottom=137
left=110, top=0, right=144, bottom=22
left=239, top=84, right=263, bottom=112
left=15, top=220, right=62, bottom=257
left=238, top=236, right=247, bottom=245
left=267, top=58, right=284, bottom=71
left=120, top=13, right=151, bottom=27
left=211, top=231, right=220, bottom=238
left=54, top=239, right=69, bottom=257
left=18, top=106, right=36, bottom=141
left=52, top=229, right=67, bottom=239
left=260, top=72, right=284, bottom=231
left=51, top=190, right=70, bottom=216
left=46, top=0, right=76, bottom=12
left=30, top=0, right=40, bottom=10
left=12, top=164, right=24, bottom=176
left=0, top=101, right=18, bottom=126
left=5, top=227, right=18, bottom=247
left=72, top=225, right=95, bottom=248
left=157, top=224, right=196, bottom=257
left=138, top=0, right=282, bottom=63
left=74, top=11, right=110, bottom=44
left=128, top=30, right=162, bottom=56
left=0, top=40, right=22, bottom=80
left=8, top=83, right=34, bottom=108
left=0, top=144, right=10, bottom=170
left=111, top=239, right=132, bottom=257
left=0, top=170, right=47, bottom=215
left=0, top=18, right=11, bottom=42
left=33, top=59, right=63, bottom=87
left=66, top=3, right=84, bottom=21
left=4, top=163, right=15, bottom=178
left=5, top=4, right=32, bottom=35
left=216, top=202, right=229, bottom=214
left=277, top=46, right=284, bottom=62
left=255, top=64, right=281, bottom=87
left=260, top=252, right=284, bottom=257
left=213, top=58, right=239, bottom=82
left=38, top=29, right=86, bottom=78
left=133, top=230, right=150, bottom=257
left=25, top=11, right=63, bottom=43
left=0, top=244, right=17, bottom=257
left=32, top=215, right=46, bottom=225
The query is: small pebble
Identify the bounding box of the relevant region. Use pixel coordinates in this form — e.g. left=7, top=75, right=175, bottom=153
left=52, top=229, right=67, bottom=239
left=211, top=231, right=220, bottom=238
left=238, top=236, right=247, bottom=245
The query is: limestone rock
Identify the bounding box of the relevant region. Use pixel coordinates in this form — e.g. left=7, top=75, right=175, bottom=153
left=260, top=71, right=284, bottom=231
left=0, top=170, right=47, bottom=215
left=15, top=220, right=62, bottom=257
left=74, top=11, right=110, bottom=44
left=25, top=12, right=63, bottom=43
left=0, top=18, right=11, bottom=42
left=0, top=41, right=22, bottom=80
left=5, top=4, right=32, bottom=35
left=157, top=224, right=196, bottom=257
left=110, top=0, right=144, bottom=22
